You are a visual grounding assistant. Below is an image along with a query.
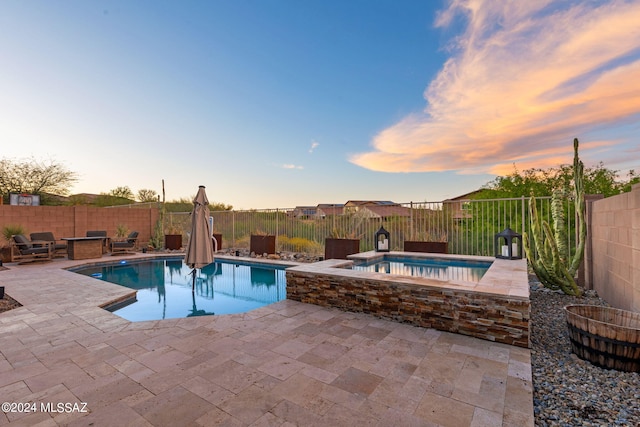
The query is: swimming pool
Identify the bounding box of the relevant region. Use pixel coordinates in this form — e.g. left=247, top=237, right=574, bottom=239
left=351, top=255, right=491, bottom=282
left=73, top=258, right=287, bottom=321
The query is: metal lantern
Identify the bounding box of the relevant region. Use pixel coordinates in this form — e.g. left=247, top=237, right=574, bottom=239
left=494, top=227, right=522, bottom=259
left=375, top=226, right=390, bottom=252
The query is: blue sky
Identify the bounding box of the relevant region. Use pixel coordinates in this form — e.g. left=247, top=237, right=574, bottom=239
left=2, top=1, right=639, bottom=209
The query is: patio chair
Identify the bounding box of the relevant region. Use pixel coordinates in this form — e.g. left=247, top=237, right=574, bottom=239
left=30, top=232, right=68, bottom=258
left=10, top=234, right=54, bottom=263
left=86, top=230, right=109, bottom=253
left=110, top=231, right=139, bottom=254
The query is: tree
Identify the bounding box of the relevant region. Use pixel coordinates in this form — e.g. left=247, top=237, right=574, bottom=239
left=618, top=169, right=639, bottom=194
left=107, top=186, right=134, bottom=200
left=476, top=161, right=638, bottom=199
left=0, top=157, right=78, bottom=198
left=137, top=189, right=158, bottom=203
left=210, top=201, right=233, bottom=211
left=165, top=197, right=233, bottom=212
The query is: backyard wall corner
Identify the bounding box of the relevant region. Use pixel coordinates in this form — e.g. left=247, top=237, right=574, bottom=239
left=590, top=183, right=640, bottom=312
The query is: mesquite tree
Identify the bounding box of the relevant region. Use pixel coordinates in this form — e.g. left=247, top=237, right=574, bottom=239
left=523, top=138, right=586, bottom=296
left=0, top=157, right=77, bottom=197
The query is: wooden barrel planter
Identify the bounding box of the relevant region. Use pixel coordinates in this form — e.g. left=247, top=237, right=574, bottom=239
left=564, top=305, right=640, bottom=372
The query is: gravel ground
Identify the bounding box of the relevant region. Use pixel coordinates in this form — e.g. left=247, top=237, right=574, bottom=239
left=0, top=294, right=21, bottom=312
left=530, top=276, right=640, bottom=426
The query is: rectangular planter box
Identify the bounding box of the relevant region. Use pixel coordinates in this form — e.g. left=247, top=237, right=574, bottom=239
left=403, top=241, right=448, bottom=254
left=250, top=235, right=276, bottom=255
left=1, top=247, right=11, bottom=263
left=324, top=238, right=360, bottom=260
left=212, top=233, right=222, bottom=251
left=164, top=234, right=183, bottom=250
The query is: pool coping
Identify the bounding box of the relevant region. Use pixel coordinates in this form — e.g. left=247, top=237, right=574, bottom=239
left=288, top=251, right=529, bottom=300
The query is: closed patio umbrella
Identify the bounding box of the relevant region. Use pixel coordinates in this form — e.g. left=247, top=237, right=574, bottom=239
left=184, top=185, right=215, bottom=292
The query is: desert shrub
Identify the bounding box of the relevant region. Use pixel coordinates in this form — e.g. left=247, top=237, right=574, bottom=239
left=234, top=235, right=250, bottom=249
left=278, top=235, right=323, bottom=254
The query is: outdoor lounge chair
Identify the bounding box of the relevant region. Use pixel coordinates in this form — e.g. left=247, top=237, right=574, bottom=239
left=110, top=231, right=139, bottom=254
left=10, top=234, right=54, bottom=263
left=30, top=232, right=68, bottom=258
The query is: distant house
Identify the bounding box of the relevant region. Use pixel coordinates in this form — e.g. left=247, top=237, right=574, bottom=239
left=290, top=206, right=318, bottom=219
left=316, top=204, right=345, bottom=217
left=355, top=204, right=411, bottom=219
left=343, top=200, right=397, bottom=214
left=443, top=190, right=483, bottom=220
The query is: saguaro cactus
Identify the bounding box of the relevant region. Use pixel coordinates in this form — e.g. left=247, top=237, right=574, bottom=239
left=523, top=138, right=586, bottom=296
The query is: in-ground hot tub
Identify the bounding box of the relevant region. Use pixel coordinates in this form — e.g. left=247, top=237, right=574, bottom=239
left=286, top=251, right=530, bottom=348
left=349, top=252, right=492, bottom=282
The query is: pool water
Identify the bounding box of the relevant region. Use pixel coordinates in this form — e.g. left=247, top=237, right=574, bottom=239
left=73, top=258, right=286, bottom=321
left=351, top=256, right=491, bottom=282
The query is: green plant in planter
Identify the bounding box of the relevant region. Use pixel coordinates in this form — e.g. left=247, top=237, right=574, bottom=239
left=2, top=224, right=26, bottom=243
left=412, top=230, right=448, bottom=242
left=149, top=219, right=164, bottom=250
left=1, top=224, right=25, bottom=262
left=115, top=224, right=129, bottom=240
left=328, top=214, right=365, bottom=240
left=165, top=226, right=182, bottom=236
left=164, top=213, right=183, bottom=236
left=523, top=138, right=585, bottom=296
left=329, top=229, right=362, bottom=239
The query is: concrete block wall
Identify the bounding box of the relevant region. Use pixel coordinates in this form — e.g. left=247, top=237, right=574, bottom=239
left=590, top=183, right=640, bottom=312
left=0, top=205, right=159, bottom=247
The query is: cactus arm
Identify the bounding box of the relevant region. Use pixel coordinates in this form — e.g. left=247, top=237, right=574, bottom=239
left=569, top=138, right=586, bottom=276
left=526, top=196, right=548, bottom=260
left=543, top=220, right=582, bottom=296
left=523, top=138, right=585, bottom=297
left=551, top=189, right=568, bottom=264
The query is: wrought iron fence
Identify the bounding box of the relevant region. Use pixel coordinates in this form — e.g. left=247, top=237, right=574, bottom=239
left=166, top=196, right=577, bottom=257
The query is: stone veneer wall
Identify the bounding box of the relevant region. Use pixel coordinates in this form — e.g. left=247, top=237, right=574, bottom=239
left=590, top=183, right=640, bottom=312
left=286, top=269, right=530, bottom=348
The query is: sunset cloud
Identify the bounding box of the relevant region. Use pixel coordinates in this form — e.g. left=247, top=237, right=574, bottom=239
left=351, top=0, right=640, bottom=174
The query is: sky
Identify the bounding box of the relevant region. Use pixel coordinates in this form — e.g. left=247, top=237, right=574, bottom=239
left=1, top=0, right=639, bottom=210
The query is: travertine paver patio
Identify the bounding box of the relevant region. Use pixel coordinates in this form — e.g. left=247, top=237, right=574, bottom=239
left=0, top=255, right=533, bottom=426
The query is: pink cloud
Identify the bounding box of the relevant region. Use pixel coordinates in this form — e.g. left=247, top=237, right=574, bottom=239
left=351, top=0, right=640, bottom=174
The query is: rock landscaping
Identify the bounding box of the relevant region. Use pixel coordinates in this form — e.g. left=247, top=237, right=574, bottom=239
left=530, top=276, right=640, bottom=426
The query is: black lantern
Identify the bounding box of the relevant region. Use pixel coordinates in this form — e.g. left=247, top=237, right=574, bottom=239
left=375, top=226, right=390, bottom=252
left=495, top=227, right=522, bottom=259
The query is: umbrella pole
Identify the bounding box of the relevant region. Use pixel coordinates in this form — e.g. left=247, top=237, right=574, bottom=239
left=191, top=269, right=196, bottom=293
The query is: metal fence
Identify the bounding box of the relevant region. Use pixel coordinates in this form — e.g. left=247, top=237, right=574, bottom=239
left=166, top=196, right=576, bottom=257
